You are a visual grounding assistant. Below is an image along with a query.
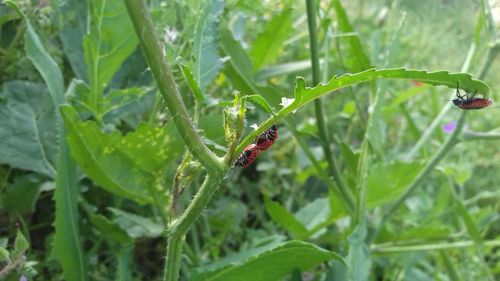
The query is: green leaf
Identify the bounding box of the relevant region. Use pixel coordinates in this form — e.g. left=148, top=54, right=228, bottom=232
left=0, top=247, right=9, bottom=262
left=191, top=240, right=344, bottom=281
left=192, top=0, right=225, bottom=94
left=366, top=161, right=425, bottom=208
left=293, top=68, right=489, bottom=107
left=264, top=196, right=309, bottom=239
left=6, top=4, right=87, bottom=279
left=89, top=213, right=133, bottom=244
left=331, top=0, right=371, bottom=72
left=0, top=81, right=58, bottom=177
left=250, top=9, right=292, bottom=70
left=237, top=68, right=490, bottom=164
left=83, top=0, right=138, bottom=112
left=177, top=58, right=205, bottom=104
left=221, top=28, right=258, bottom=94
left=1, top=174, right=42, bottom=214
left=255, top=59, right=320, bottom=81
left=56, top=0, right=88, bottom=81
left=243, top=94, right=275, bottom=114
left=13, top=229, right=29, bottom=259
left=220, top=28, right=282, bottom=106
left=109, top=208, right=163, bottom=239
left=295, top=197, right=330, bottom=233
left=101, top=87, right=148, bottom=117
left=61, top=106, right=180, bottom=204
left=347, top=224, right=371, bottom=281
left=67, top=80, right=147, bottom=119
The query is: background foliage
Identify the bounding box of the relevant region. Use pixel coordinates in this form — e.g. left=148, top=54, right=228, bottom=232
left=0, top=0, right=499, bottom=280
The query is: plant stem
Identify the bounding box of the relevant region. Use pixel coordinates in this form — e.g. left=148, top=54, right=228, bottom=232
left=124, top=0, right=223, bottom=175
left=462, top=130, right=500, bottom=141
left=305, top=0, right=355, bottom=212
left=164, top=174, right=224, bottom=280
left=124, top=1, right=228, bottom=280
left=285, top=119, right=354, bottom=215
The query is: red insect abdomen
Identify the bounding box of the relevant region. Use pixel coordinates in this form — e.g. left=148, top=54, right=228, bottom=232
left=234, top=144, right=261, bottom=168
left=457, top=98, right=493, bottom=110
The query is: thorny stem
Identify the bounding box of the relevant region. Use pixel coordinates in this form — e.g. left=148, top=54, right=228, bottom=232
left=305, top=0, right=355, bottom=212
left=124, top=1, right=226, bottom=280
left=124, top=0, right=223, bottom=175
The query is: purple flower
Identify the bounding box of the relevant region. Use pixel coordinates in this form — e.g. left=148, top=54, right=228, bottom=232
left=442, top=121, right=457, bottom=133
left=19, top=276, right=28, bottom=281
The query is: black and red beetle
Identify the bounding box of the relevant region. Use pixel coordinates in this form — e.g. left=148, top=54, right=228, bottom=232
left=255, top=124, right=278, bottom=151
left=234, top=144, right=261, bottom=168
left=453, top=83, right=492, bottom=110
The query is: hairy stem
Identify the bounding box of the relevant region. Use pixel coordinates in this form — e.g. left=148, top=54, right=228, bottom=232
left=124, top=1, right=227, bottom=280
left=124, top=0, right=223, bottom=175
left=164, top=175, right=224, bottom=280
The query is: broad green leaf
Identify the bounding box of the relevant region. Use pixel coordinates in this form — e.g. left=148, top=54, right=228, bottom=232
left=250, top=9, right=292, bottom=70
left=61, top=106, right=180, bottom=204
left=192, top=0, right=225, bottom=94
left=237, top=68, right=489, bottom=154
left=83, top=0, right=138, bottom=113
left=347, top=224, right=371, bottom=281
left=191, top=240, right=343, bottom=281
left=367, top=161, right=425, bottom=208
left=89, top=213, right=133, bottom=244
left=0, top=81, right=58, bottom=177
left=264, top=196, right=309, bottom=239
left=1, top=174, right=42, bottom=214
left=6, top=4, right=87, bottom=279
left=101, top=87, right=148, bottom=117
left=56, top=0, right=88, bottom=81
left=109, top=208, right=163, bottom=239
left=67, top=80, right=147, bottom=118
left=331, top=0, right=371, bottom=72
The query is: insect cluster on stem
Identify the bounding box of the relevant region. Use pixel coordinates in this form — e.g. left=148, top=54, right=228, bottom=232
left=234, top=125, right=278, bottom=168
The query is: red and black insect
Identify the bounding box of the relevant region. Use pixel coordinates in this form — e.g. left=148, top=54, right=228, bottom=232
left=453, top=83, right=492, bottom=110
left=255, top=124, right=278, bottom=151
left=234, top=144, right=261, bottom=168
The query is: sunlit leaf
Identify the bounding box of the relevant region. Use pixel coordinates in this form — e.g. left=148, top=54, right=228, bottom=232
left=61, top=106, right=180, bottom=204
